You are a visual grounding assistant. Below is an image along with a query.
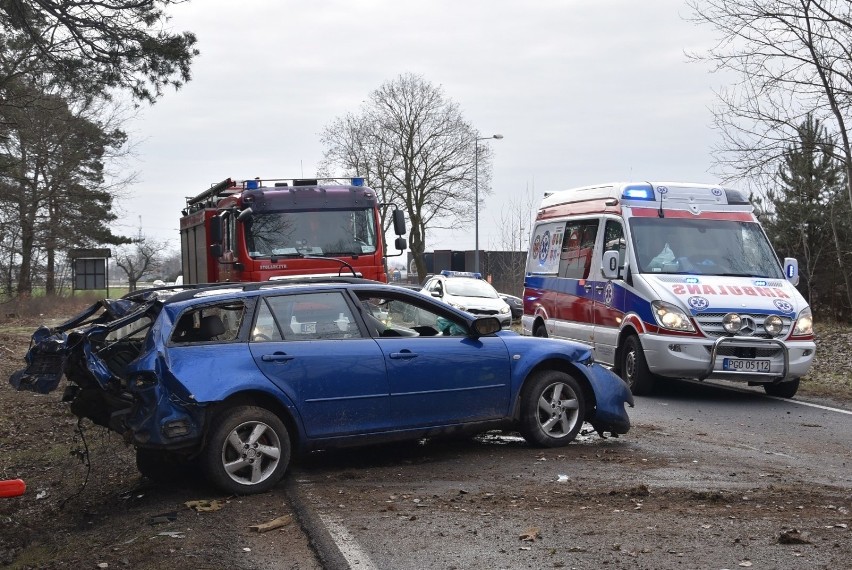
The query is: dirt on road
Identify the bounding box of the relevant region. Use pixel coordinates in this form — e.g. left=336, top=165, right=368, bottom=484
left=1, top=300, right=850, bottom=569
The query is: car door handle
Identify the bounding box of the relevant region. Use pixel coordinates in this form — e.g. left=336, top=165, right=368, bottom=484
left=261, top=353, right=295, bottom=362
left=584, top=283, right=593, bottom=291
left=595, top=284, right=605, bottom=291
left=389, top=350, right=419, bottom=360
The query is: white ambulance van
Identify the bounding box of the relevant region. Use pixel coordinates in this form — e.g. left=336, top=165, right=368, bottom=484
left=522, top=182, right=815, bottom=398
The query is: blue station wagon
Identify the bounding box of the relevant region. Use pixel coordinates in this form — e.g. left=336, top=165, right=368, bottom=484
left=11, top=279, right=633, bottom=494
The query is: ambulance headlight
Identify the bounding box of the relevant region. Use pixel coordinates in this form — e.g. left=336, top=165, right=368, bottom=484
left=722, top=313, right=742, bottom=334
left=763, top=315, right=783, bottom=336
left=651, top=301, right=695, bottom=332
left=792, top=307, right=813, bottom=336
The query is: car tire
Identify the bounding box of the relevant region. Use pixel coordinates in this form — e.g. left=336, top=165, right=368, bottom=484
left=136, top=448, right=195, bottom=482
left=621, top=335, right=655, bottom=395
left=518, top=370, right=585, bottom=447
left=533, top=323, right=548, bottom=338
left=202, top=406, right=291, bottom=495
left=763, top=378, right=799, bottom=398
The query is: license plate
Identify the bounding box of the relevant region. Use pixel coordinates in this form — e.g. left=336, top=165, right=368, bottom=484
left=722, top=358, right=770, bottom=372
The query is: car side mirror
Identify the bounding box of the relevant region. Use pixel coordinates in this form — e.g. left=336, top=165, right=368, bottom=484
left=210, top=243, right=222, bottom=258
left=784, top=257, right=799, bottom=286
left=471, top=317, right=501, bottom=336
left=431, top=290, right=442, bottom=298
left=392, top=209, right=406, bottom=235
left=601, top=250, right=621, bottom=280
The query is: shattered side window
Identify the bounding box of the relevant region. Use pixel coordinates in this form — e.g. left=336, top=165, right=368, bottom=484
left=264, top=291, right=362, bottom=341
left=171, top=302, right=246, bottom=344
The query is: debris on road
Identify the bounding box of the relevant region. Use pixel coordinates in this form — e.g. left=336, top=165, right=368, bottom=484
left=249, top=514, right=292, bottom=533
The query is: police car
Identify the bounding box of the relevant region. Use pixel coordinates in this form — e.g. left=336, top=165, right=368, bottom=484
left=421, top=271, right=513, bottom=328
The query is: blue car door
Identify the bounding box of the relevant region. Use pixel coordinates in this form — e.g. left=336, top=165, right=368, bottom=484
left=247, top=292, right=391, bottom=439
left=355, top=291, right=511, bottom=429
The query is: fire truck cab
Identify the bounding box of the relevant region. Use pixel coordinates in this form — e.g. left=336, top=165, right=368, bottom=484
left=522, top=182, right=815, bottom=398
left=180, top=177, right=407, bottom=284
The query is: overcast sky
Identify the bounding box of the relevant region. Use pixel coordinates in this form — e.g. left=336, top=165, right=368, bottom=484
left=118, top=0, right=723, bottom=255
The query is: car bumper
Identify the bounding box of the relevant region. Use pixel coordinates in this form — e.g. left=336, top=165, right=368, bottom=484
left=641, top=334, right=816, bottom=382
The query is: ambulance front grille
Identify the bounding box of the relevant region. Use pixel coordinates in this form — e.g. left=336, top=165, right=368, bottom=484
left=694, top=312, right=793, bottom=339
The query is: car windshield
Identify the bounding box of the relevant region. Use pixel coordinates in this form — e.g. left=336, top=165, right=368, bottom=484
left=445, top=278, right=499, bottom=298
left=245, top=209, right=377, bottom=257
left=630, top=217, right=784, bottom=278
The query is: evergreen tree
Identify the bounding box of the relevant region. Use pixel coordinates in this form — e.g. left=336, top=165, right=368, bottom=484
left=762, top=115, right=851, bottom=318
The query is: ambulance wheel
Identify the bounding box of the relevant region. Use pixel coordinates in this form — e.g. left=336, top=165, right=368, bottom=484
left=763, top=378, right=799, bottom=398
left=621, top=335, right=655, bottom=395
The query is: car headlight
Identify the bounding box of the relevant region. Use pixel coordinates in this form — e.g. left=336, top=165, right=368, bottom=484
left=500, top=306, right=510, bottom=314
left=792, top=307, right=813, bottom=336
left=722, top=313, right=741, bottom=334
left=651, top=301, right=695, bottom=332
left=449, top=302, right=466, bottom=310
left=763, top=315, right=783, bottom=336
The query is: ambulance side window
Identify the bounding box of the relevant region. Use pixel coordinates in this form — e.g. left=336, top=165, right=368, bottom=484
left=603, top=220, right=626, bottom=267
left=559, top=220, right=599, bottom=279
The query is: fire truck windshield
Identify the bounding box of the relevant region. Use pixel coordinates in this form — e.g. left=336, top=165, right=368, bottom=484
left=630, top=217, right=784, bottom=278
left=245, top=209, right=377, bottom=258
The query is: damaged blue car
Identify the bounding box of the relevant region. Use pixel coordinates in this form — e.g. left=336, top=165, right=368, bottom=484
left=10, top=279, right=633, bottom=495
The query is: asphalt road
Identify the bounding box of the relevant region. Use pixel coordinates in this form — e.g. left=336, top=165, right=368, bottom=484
left=283, top=379, right=852, bottom=569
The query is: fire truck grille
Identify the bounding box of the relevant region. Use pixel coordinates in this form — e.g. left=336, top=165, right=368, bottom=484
left=694, top=312, right=793, bottom=339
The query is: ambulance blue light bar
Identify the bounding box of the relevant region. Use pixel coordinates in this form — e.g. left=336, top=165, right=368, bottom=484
left=621, top=184, right=656, bottom=201
left=441, top=270, right=482, bottom=279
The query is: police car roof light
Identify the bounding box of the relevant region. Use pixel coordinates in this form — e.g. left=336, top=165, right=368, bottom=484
left=441, top=270, right=482, bottom=279
left=351, top=177, right=365, bottom=187
left=621, top=183, right=655, bottom=201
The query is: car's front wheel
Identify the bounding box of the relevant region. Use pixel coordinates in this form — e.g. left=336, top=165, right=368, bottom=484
left=621, top=335, right=655, bottom=395
left=763, top=378, right=799, bottom=398
left=519, top=370, right=585, bottom=447
left=202, top=406, right=291, bottom=495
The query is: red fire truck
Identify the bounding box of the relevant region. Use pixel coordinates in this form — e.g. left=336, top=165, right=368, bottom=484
left=180, top=177, right=407, bottom=283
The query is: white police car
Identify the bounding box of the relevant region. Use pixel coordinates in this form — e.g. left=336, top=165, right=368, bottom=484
left=421, top=271, right=513, bottom=328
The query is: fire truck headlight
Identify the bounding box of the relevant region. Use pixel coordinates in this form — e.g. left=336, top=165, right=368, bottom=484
left=651, top=301, right=695, bottom=332
left=722, top=313, right=742, bottom=334
left=763, top=315, right=783, bottom=336
left=793, top=308, right=813, bottom=336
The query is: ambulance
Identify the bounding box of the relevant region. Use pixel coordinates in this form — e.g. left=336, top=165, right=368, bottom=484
left=522, top=182, right=815, bottom=398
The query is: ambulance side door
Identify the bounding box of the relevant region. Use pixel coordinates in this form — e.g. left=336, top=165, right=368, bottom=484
left=590, top=217, right=626, bottom=366
left=552, top=218, right=600, bottom=345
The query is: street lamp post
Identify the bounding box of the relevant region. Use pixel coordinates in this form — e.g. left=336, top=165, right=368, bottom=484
left=474, top=133, right=503, bottom=273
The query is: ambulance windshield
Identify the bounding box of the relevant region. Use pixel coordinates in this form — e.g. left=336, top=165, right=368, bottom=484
left=630, top=218, right=784, bottom=278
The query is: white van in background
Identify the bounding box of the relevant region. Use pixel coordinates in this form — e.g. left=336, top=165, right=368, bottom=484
left=522, top=182, right=815, bottom=398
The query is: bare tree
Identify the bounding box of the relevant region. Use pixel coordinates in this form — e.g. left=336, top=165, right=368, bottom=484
left=320, top=73, right=494, bottom=279
left=114, top=236, right=165, bottom=291
left=487, top=183, right=538, bottom=295
left=686, top=0, right=852, bottom=211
